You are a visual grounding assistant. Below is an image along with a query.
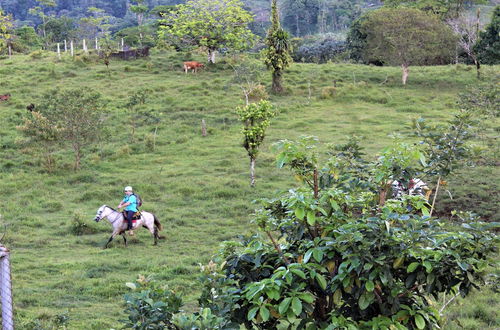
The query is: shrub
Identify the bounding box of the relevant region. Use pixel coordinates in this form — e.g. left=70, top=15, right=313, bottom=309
left=121, top=277, right=183, bottom=329
left=70, top=211, right=96, bottom=235
left=29, top=50, right=48, bottom=59
left=293, top=38, right=346, bottom=63
left=195, top=138, right=498, bottom=329
left=247, top=84, right=269, bottom=102
left=319, top=86, right=337, bottom=99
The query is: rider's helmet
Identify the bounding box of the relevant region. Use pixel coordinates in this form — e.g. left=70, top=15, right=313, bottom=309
left=124, top=186, right=133, bottom=192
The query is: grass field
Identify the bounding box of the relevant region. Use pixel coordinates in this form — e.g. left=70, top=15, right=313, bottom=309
left=0, top=50, right=498, bottom=329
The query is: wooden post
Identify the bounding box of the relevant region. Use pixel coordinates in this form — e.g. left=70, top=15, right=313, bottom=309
left=201, top=119, right=207, bottom=137
left=57, top=43, right=61, bottom=60
left=121, top=38, right=124, bottom=51
left=70, top=40, right=74, bottom=56
left=8, top=44, right=12, bottom=58
left=83, top=39, right=87, bottom=53
left=95, top=37, right=98, bottom=50
left=0, top=246, right=14, bottom=330
left=64, top=39, right=67, bottom=52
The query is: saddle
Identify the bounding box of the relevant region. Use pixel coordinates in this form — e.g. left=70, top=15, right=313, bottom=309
left=123, top=211, right=142, bottom=221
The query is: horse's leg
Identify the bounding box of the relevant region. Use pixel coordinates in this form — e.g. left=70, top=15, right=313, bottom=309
left=104, top=235, right=114, bottom=249
left=122, top=233, right=127, bottom=247
left=145, top=221, right=158, bottom=246
left=104, top=229, right=120, bottom=249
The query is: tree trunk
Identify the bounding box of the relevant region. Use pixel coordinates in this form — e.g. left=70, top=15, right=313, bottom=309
left=473, top=57, right=481, bottom=79
left=207, top=49, right=216, bottom=64
left=73, top=144, right=81, bottom=171
left=430, top=175, right=441, bottom=217
left=401, top=64, right=409, bottom=85
left=250, top=157, right=256, bottom=187
left=272, top=70, right=284, bottom=94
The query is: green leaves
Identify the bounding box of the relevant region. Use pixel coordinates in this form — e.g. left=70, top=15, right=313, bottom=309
left=414, top=314, right=425, bottom=329
left=407, top=262, right=420, bottom=273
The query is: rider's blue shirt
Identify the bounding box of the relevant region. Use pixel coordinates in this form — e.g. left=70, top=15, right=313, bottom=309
left=122, top=194, right=138, bottom=212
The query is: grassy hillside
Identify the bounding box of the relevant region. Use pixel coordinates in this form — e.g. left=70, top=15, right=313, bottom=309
left=0, top=50, right=498, bottom=329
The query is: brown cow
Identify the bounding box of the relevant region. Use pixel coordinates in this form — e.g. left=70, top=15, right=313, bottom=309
left=183, top=61, right=204, bottom=74
left=0, top=93, right=11, bottom=101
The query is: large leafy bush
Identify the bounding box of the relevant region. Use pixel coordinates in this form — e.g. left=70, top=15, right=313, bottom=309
left=196, top=138, right=498, bottom=329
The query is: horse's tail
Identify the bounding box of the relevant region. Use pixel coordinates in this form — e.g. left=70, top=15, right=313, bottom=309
left=153, top=214, right=163, bottom=231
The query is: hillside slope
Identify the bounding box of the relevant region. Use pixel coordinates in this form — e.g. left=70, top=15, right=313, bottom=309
left=0, top=51, right=498, bottom=328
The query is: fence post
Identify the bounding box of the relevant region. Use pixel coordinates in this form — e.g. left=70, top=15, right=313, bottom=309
left=64, top=39, right=67, bottom=53
left=121, top=38, right=124, bottom=51
left=8, top=44, right=12, bottom=58
left=57, top=43, right=61, bottom=60
left=70, top=40, right=74, bottom=56
left=0, top=246, right=14, bottom=330
left=83, top=39, right=88, bottom=53
left=95, top=37, right=98, bottom=50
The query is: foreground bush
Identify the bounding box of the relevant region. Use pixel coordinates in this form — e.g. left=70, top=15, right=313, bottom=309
left=194, top=138, right=498, bottom=329
left=122, top=138, right=498, bottom=329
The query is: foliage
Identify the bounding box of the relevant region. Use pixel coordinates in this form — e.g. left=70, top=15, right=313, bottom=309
left=236, top=100, right=276, bottom=186
left=475, top=6, right=500, bottom=65
left=293, top=37, right=346, bottom=63
left=12, top=26, right=43, bottom=53
left=77, top=7, right=113, bottom=40
left=357, top=8, right=456, bottom=84
left=158, top=0, right=256, bottom=63
left=262, top=0, right=293, bottom=93
left=382, top=0, right=487, bottom=19
left=198, top=138, right=499, bottom=328
left=281, top=0, right=369, bottom=36
left=115, top=25, right=156, bottom=48
left=0, top=9, right=13, bottom=53
left=18, top=87, right=105, bottom=170
left=121, top=276, right=183, bottom=330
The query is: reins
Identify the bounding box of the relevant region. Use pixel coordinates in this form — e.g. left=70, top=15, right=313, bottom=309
left=103, top=206, right=122, bottom=225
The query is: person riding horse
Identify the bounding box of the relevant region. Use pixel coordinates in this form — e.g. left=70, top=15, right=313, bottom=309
left=117, top=186, right=138, bottom=235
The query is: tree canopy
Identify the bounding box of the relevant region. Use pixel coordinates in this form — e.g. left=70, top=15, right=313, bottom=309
left=356, top=8, right=456, bottom=84
left=475, top=5, right=500, bottom=64
left=158, top=0, right=256, bottom=63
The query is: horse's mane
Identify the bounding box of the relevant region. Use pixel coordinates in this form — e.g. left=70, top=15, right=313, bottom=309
left=104, top=205, right=118, bottom=212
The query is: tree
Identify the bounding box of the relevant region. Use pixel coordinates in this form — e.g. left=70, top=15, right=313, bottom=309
left=262, top=0, right=292, bottom=93
left=0, top=10, right=13, bottom=53
left=236, top=100, right=275, bottom=186
left=77, top=7, right=112, bottom=41
left=475, top=6, right=500, bottom=65
left=448, top=10, right=482, bottom=78
left=130, top=0, right=149, bottom=27
left=158, top=0, right=256, bottom=64
left=359, top=8, right=456, bottom=84
left=19, top=88, right=105, bottom=171
left=28, top=0, right=57, bottom=46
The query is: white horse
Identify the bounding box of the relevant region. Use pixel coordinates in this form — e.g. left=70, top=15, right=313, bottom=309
left=94, top=205, right=163, bottom=248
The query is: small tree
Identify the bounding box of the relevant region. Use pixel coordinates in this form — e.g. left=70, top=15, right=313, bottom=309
left=359, top=8, right=456, bottom=84
left=158, top=0, right=256, bottom=64
left=448, top=10, right=483, bottom=78
left=28, top=0, right=57, bottom=47
left=236, top=100, right=275, bottom=186
left=262, top=0, right=292, bottom=93
left=130, top=0, right=149, bottom=46
left=19, top=88, right=105, bottom=171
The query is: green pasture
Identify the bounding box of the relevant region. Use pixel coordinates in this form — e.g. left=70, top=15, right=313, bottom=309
left=0, top=50, right=498, bottom=329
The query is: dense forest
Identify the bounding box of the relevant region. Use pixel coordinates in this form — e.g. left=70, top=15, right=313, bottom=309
left=1, top=0, right=382, bottom=37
